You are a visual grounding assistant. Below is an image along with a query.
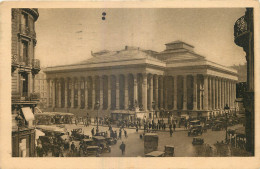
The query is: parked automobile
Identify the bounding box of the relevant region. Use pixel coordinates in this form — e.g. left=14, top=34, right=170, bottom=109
left=188, top=125, right=203, bottom=136
left=192, top=137, right=204, bottom=145
left=92, top=136, right=111, bottom=153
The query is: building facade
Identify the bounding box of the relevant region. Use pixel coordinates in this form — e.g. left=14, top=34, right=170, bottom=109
left=35, top=71, right=48, bottom=109
left=11, top=8, right=40, bottom=157
left=44, top=41, right=238, bottom=121
left=234, top=8, right=254, bottom=155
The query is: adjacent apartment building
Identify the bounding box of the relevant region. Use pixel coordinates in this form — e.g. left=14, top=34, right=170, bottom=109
left=11, top=8, right=40, bottom=157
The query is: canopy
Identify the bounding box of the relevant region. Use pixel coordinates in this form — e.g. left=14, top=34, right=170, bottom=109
left=93, top=136, right=106, bottom=140
left=34, top=107, right=43, bottom=114
left=21, top=107, right=35, bottom=121
left=36, top=125, right=67, bottom=133
left=35, top=129, right=45, bottom=139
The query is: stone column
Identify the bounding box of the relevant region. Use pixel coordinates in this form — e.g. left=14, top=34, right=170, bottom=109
left=160, top=76, right=163, bottom=109
left=218, top=78, right=222, bottom=109
left=221, top=79, right=225, bottom=109
left=215, top=78, right=219, bottom=109
left=125, top=74, right=129, bottom=110
left=231, top=81, right=233, bottom=108
left=116, top=75, right=120, bottom=110
left=193, top=75, right=197, bottom=110
left=173, top=76, right=177, bottom=110
left=164, top=77, right=168, bottom=109
left=92, top=76, right=95, bottom=110
left=52, top=80, right=56, bottom=108
left=78, top=79, right=81, bottom=109
left=154, top=75, right=159, bottom=110
left=203, top=75, right=208, bottom=110
left=183, top=75, right=187, bottom=110
left=133, top=74, right=138, bottom=105
left=100, top=76, right=103, bottom=110
left=46, top=79, right=50, bottom=107
left=208, top=77, right=212, bottom=110
left=227, top=80, right=230, bottom=107
left=64, top=79, right=68, bottom=108
left=107, top=76, right=111, bottom=110
left=84, top=78, right=88, bottom=109
left=71, top=79, right=74, bottom=108
left=212, top=77, right=215, bottom=110
left=142, top=73, right=148, bottom=111
left=149, top=75, right=153, bottom=110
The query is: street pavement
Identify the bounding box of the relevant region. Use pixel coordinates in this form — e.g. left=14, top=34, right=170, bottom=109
left=55, top=123, right=243, bottom=157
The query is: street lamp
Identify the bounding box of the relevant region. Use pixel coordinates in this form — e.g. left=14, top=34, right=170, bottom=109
left=224, top=104, right=230, bottom=143
left=95, top=101, right=100, bottom=134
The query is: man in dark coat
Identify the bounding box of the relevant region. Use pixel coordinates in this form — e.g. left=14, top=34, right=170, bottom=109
left=91, top=128, right=95, bottom=136
left=120, top=141, right=126, bottom=155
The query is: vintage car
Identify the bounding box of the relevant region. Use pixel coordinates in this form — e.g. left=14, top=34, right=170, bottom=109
left=92, top=136, right=111, bottom=153
left=82, top=139, right=96, bottom=147
left=105, top=137, right=117, bottom=145
left=192, top=137, right=204, bottom=145
left=145, top=151, right=165, bottom=157
left=189, top=120, right=201, bottom=127
left=212, top=122, right=224, bottom=131
left=71, top=128, right=89, bottom=140
left=86, top=146, right=101, bottom=157
left=188, top=125, right=203, bottom=136
left=164, top=145, right=174, bottom=157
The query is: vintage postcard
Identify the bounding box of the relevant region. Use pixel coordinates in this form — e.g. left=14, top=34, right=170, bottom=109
left=0, top=1, right=259, bottom=169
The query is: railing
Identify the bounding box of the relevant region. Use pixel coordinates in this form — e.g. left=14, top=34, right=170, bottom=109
left=30, top=92, right=41, bottom=101
left=12, top=54, right=19, bottom=72
left=19, top=57, right=31, bottom=67
left=234, top=15, right=248, bottom=40
left=19, top=24, right=36, bottom=38
left=32, top=59, right=40, bottom=69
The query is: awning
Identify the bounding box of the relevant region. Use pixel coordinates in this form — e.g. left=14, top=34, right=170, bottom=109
left=35, top=129, right=45, bottom=139
left=22, top=107, right=35, bottom=121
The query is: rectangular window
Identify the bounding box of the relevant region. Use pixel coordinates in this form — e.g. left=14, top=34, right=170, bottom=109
left=21, top=13, right=29, bottom=27
left=21, top=41, right=28, bottom=63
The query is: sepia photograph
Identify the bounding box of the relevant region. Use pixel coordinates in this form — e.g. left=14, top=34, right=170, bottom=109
left=10, top=7, right=255, bottom=158
left=0, top=1, right=259, bottom=169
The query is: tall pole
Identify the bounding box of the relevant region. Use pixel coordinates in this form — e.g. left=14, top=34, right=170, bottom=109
left=96, top=101, right=100, bottom=134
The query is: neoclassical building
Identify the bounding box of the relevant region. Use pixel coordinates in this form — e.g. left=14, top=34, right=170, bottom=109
left=44, top=41, right=238, bottom=120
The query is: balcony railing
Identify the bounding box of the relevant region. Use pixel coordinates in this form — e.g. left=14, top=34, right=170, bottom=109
left=19, top=57, right=31, bottom=67
left=30, top=92, right=41, bottom=101
left=32, top=59, right=40, bottom=69
left=234, top=15, right=248, bottom=47
left=12, top=92, right=40, bottom=102
left=19, top=24, right=36, bottom=39
left=12, top=54, right=19, bottom=73
left=31, top=59, right=41, bottom=75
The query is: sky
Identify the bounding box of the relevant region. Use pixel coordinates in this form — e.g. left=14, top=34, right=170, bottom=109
left=35, top=8, right=246, bottom=67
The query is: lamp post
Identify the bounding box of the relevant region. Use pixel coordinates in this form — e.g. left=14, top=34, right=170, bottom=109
left=95, top=101, right=100, bottom=134
left=224, top=104, right=230, bottom=143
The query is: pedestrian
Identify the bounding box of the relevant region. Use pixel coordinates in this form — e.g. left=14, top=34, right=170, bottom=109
left=173, top=123, right=176, bottom=131
left=119, top=130, right=122, bottom=139
left=36, top=143, right=44, bottom=157
left=170, top=128, right=173, bottom=137
left=119, top=141, right=126, bottom=155
left=124, top=130, right=127, bottom=138
left=91, top=128, right=95, bottom=136
left=136, top=126, right=139, bottom=132
left=71, top=142, right=75, bottom=152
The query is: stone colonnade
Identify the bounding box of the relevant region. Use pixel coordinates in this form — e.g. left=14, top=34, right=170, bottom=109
left=46, top=73, right=236, bottom=112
